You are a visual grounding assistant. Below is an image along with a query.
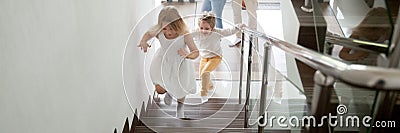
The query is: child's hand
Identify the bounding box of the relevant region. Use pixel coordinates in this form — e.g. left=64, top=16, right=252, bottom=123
left=138, top=41, right=151, bottom=53
left=178, top=48, right=189, bottom=58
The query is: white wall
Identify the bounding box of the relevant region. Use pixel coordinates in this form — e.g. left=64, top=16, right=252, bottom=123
left=281, top=0, right=299, bottom=45
left=123, top=1, right=161, bottom=118
left=0, top=0, right=154, bottom=132
left=373, top=0, right=386, bottom=8
left=280, top=0, right=303, bottom=89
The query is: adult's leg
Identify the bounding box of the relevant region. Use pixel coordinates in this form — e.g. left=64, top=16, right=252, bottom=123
left=244, top=0, right=258, bottom=49
left=244, top=0, right=258, bottom=30
left=202, top=0, right=212, bottom=12
left=211, top=0, right=227, bottom=28
left=232, top=0, right=242, bottom=38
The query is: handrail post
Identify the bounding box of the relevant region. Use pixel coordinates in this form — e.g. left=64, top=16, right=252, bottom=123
left=244, top=34, right=254, bottom=128
left=258, top=43, right=271, bottom=133
left=389, top=5, right=400, bottom=68
left=308, top=71, right=334, bottom=133
left=301, top=0, right=313, bottom=13
left=239, top=32, right=245, bottom=104
left=370, top=9, right=400, bottom=132
left=371, top=90, right=397, bottom=133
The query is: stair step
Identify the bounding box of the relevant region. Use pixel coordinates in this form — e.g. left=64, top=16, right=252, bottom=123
left=148, top=102, right=245, bottom=110
left=139, top=117, right=244, bottom=128
left=149, top=99, right=309, bottom=112
left=153, top=97, right=243, bottom=104
left=143, top=114, right=244, bottom=119
left=134, top=126, right=294, bottom=132
left=135, top=126, right=258, bottom=132
left=249, top=104, right=309, bottom=112
left=144, top=109, right=245, bottom=118
left=135, top=98, right=313, bottom=132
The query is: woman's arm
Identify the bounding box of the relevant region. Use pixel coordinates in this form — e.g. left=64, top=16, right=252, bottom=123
left=178, top=34, right=199, bottom=59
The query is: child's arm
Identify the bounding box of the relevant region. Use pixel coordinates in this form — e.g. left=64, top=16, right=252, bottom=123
left=191, top=28, right=200, bottom=37
left=178, top=34, right=199, bottom=60
left=138, top=31, right=157, bottom=53
left=190, top=29, right=199, bottom=37
left=217, top=24, right=245, bottom=37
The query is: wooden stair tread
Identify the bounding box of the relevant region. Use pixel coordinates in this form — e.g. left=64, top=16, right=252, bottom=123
left=139, top=117, right=244, bottom=127
left=144, top=109, right=245, bottom=118
left=134, top=126, right=258, bottom=132
left=148, top=102, right=245, bottom=110
left=134, top=126, right=293, bottom=132
left=131, top=98, right=311, bottom=132
left=143, top=115, right=244, bottom=119
left=176, top=98, right=242, bottom=103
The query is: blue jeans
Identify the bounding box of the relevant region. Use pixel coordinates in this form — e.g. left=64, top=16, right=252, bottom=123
left=201, top=0, right=227, bottom=28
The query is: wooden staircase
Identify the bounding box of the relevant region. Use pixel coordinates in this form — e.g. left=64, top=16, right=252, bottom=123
left=113, top=96, right=314, bottom=133
left=112, top=94, right=381, bottom=132
left=134, top=97, right=256, bottom=132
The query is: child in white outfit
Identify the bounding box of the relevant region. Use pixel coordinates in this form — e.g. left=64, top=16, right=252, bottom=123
left=138, top=6, right=199, bottom=118
left=191, top=12, right=244, bottom=103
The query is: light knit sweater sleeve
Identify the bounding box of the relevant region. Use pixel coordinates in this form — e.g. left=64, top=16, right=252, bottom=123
left=191, top=29, right=200, bottom=36
left=215, top=25, right=240, bottom=37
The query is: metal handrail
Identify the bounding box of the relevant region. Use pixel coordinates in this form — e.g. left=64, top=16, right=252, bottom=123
left=240, top=4, right=400, bottom=132
left=325, top=33, right=388, bottom=54
left=242, top=27, right=400, bottom=90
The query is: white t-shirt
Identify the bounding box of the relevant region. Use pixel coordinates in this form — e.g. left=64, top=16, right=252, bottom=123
left=192, top=27, right=240, bottom=58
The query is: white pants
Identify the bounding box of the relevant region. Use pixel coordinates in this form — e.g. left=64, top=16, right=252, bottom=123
left=232, top=0, right=258, bottom=37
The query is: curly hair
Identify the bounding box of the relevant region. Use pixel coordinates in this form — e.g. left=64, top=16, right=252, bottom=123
left=198, top=12, right=216, bottom=29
